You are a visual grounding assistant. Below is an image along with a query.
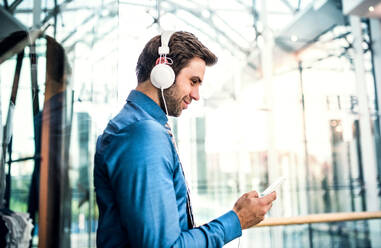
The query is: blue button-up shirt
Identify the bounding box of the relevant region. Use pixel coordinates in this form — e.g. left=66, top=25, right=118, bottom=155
left=94, top=90, right=242, bottom=247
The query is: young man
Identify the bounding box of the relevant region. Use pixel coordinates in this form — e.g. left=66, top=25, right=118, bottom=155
left=94, top=31, right=276, bottom=247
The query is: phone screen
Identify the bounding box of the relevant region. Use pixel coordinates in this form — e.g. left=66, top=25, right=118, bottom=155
left=260, top=177, right=286, bottom=197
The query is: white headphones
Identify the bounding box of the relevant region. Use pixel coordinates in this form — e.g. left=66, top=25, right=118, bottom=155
left=150, top=31, right=175, bottom=89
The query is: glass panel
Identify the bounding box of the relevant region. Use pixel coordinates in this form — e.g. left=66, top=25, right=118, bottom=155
left=1, top=1, right=380, bottom=247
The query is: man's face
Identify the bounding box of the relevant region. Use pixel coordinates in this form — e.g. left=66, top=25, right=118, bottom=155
left=162, top=57, right=206, bottom=117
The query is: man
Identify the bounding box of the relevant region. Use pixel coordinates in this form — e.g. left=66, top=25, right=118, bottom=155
left=94, top=31, right=277, bottom=247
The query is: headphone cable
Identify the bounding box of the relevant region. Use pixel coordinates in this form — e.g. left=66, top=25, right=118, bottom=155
left=161, top=88, right=169, bottom=116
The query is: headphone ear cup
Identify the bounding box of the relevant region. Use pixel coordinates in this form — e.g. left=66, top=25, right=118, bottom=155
left=150, top=63, right=175, bottom=89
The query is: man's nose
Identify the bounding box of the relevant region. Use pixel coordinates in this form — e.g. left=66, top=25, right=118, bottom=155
left=190, top=85, right=200, bottom=101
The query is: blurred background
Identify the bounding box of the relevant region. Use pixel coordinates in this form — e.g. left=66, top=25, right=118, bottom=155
left=1, top=0, right=381, bottom=247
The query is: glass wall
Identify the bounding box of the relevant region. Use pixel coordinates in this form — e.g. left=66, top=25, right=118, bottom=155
left=1, top=0, right=381, bottom=247
left=1, top=0, right=118, bottom=247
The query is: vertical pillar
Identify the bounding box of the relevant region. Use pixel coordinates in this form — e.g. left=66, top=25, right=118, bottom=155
left=196, top=117, right=207, bottom=194
left=77, top=112, right=91, bottom=247
left=350, top=16, right=381, bottom=247
left=39, top=36, right=72, bottom=248
left=0, top=76, right=2, bottom=161
left=0, top=69, right=2, bottom=206
left=298, top=61, right=314, bottom=248
left=369, top=19, right=381, bottom=179
left=260, top=0, right=282, bottom=247
left=260, top=0, right=275, bottom=188
left=27, top=0, right=42, bottom=232
left=0, top=50, right=24, bottom=208
left=33, top=0, right=41, bottom=29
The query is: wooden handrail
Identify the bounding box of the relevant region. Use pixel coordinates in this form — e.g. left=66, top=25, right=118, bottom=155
left=254, top=211, right=381, bottom=227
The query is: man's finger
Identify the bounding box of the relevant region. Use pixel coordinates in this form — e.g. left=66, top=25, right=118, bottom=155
left=246, top=190, right=259, bottom=198
left=261, top=191, right=276, bottom=203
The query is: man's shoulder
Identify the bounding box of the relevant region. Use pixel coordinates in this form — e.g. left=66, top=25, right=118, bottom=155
left=108, top=102, right=148, bottom=131
left=97, top=100, right=170, bottom=155
left=100, top=118, right=168, bottom=149
left=98, top=119, right=173, bottom=171
left=124, top=119, right=166, bottom=137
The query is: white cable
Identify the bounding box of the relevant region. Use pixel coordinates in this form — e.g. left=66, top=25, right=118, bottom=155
left=161, top=88, right=168, bottom=116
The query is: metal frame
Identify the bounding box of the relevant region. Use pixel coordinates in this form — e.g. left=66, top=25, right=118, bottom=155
left=280, top=0, right=297, bottom=13
left=8, top=0, right=23, bottom=13
left=1, top=0, right=310, bottom=58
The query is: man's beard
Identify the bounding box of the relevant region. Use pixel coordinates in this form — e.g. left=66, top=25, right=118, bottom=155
left=158, top=86, right=183, bottom=117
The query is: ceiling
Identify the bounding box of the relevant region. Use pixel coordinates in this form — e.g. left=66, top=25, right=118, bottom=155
left=342, top=0, right=381, bottom=18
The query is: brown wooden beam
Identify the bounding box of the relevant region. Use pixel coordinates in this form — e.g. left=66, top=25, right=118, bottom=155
left=254, top=211, right=381, bottom=227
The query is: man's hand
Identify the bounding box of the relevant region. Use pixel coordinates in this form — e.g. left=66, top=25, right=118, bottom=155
left=232, top=191, right=276, bottom=229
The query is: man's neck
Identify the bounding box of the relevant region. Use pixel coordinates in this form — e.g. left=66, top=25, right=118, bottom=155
left=135, top=80, right=160, bottom=106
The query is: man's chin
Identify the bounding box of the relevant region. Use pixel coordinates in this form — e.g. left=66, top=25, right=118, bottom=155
left=169, top=109, right=183, bottom=117
left=170, top=112, right=182, bottom=117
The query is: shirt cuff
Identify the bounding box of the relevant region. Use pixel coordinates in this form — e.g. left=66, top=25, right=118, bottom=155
left=218, top=210, right=242, bottom=243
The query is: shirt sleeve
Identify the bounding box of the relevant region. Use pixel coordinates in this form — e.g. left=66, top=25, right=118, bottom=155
left=103, top=120, right=242, bottom=247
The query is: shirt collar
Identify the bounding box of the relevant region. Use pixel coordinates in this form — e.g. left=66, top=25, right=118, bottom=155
left=127, top=90, right=168, bottom=125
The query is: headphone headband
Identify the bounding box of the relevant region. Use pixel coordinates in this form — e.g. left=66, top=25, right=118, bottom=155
left=150, top=31, right=176, bottom=91
left=158, top=31, right=174, bottom=55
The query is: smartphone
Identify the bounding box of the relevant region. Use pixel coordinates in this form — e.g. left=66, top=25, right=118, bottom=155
left=260, top=177, right=286, bottom=197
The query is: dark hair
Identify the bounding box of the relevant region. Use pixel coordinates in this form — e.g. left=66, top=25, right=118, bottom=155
left=136, top=31, right=217, bottom=83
